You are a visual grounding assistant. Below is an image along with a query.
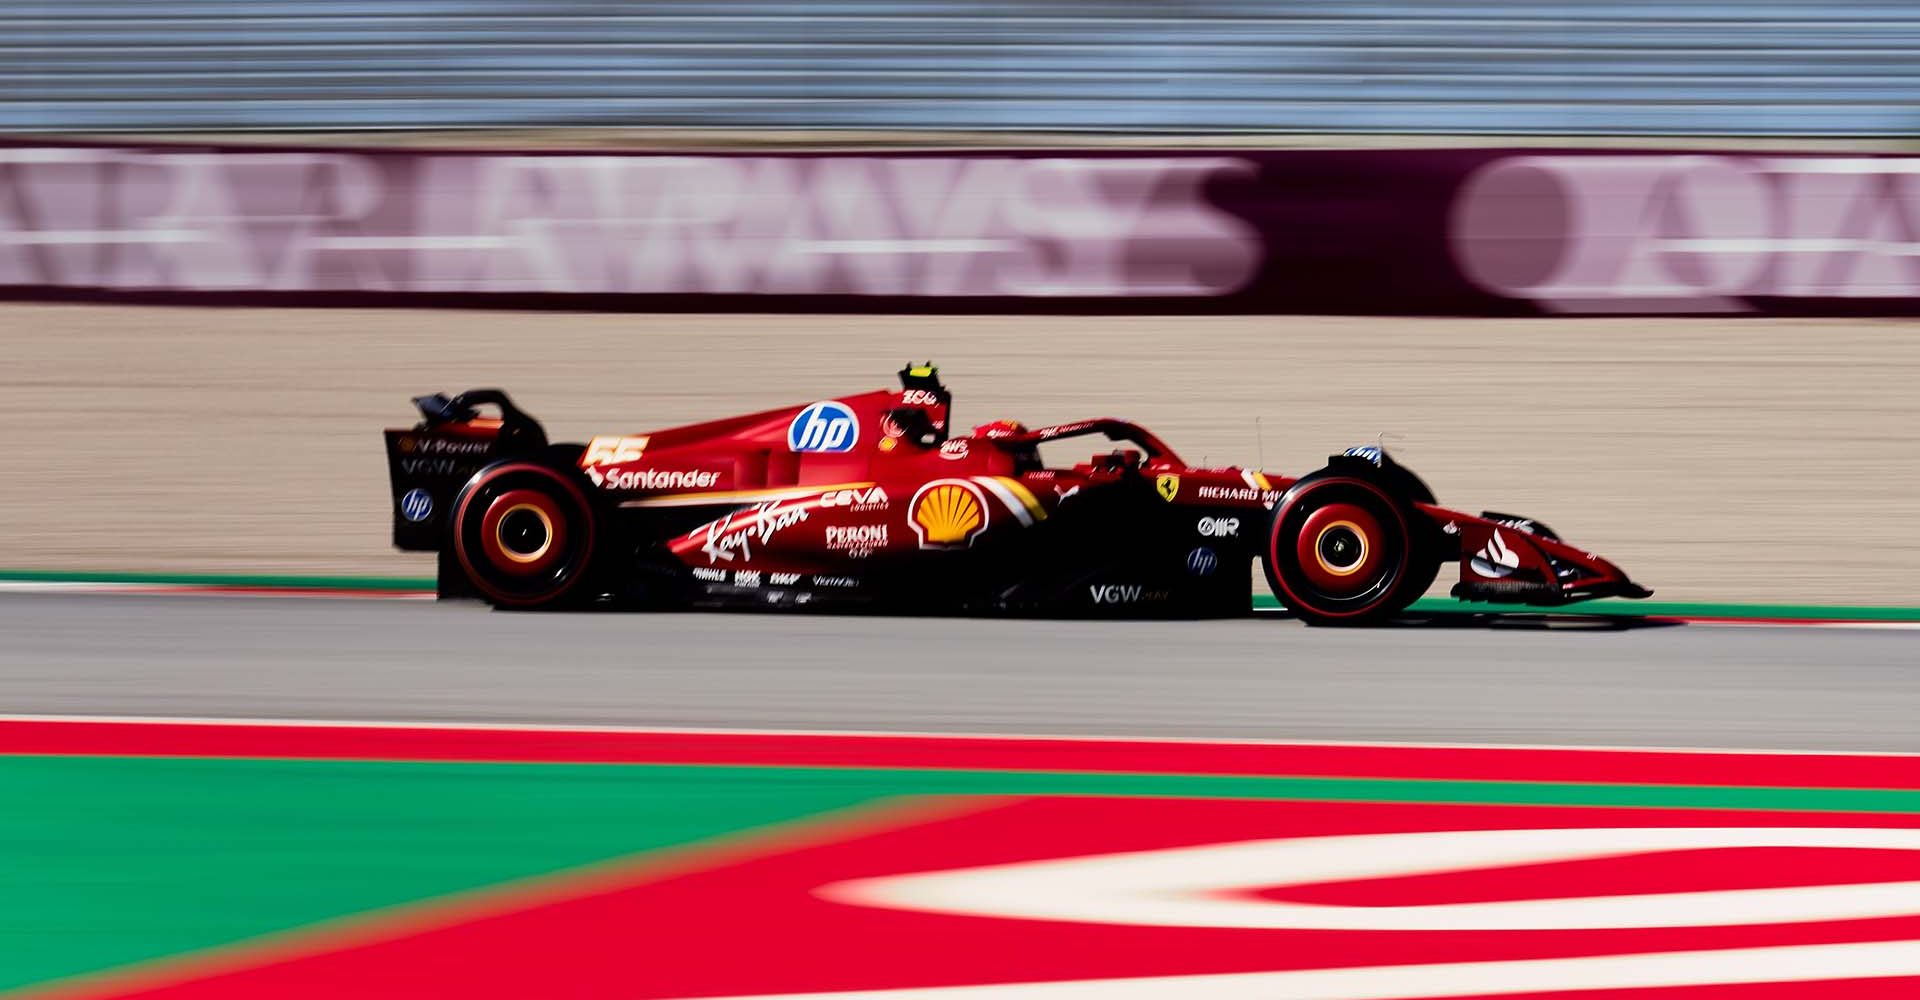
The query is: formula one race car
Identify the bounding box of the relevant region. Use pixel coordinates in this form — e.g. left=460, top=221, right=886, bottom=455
left=383, top=365, right=1648, bottom=624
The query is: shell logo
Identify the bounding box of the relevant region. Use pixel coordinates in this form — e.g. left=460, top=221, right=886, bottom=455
left=910, top=480, right=989, bottom=549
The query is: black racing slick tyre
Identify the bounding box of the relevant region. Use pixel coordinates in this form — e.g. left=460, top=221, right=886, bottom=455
left=1263, top=475, right=1430, bottom=627
left=449, top=462, right=599, bottom=609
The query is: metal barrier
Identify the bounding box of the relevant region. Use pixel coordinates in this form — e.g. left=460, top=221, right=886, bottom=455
left=6, top=1, right=1919, bottom=134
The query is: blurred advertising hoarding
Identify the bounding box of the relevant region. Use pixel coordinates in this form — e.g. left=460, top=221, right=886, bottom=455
left=0, top=143, right=1915, bottom=314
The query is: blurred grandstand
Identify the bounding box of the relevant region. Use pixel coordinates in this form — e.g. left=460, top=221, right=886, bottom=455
left=5, top=0, right=1918, bottom=135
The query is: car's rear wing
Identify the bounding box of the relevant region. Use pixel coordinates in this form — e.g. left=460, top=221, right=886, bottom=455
left=383, top=389, right=547, bottom=551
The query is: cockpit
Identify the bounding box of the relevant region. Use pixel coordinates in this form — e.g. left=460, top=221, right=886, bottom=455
left=887, top=363, right=1183, bottom=476
left=986, top=419, right=1184, bottom=476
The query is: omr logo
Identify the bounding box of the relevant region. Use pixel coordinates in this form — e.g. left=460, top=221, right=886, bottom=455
left=788, top=402, right=859, bottom=453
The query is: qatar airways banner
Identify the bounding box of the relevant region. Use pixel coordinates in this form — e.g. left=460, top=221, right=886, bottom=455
left=0, top=143, right=1915, bottom=314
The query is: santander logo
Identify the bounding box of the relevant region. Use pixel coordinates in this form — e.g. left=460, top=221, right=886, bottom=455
left=1470, top=529, right=1520, bottom=579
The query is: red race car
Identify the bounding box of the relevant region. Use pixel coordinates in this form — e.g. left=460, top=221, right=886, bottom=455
left=383, top=365, right=1647, bottom=624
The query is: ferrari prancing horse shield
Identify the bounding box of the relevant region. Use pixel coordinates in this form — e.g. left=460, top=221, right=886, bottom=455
left=1156, top=474, right=1180, bottom=502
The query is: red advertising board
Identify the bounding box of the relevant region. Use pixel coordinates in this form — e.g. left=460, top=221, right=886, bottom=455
left=2, top=142, right=1916, bottom=315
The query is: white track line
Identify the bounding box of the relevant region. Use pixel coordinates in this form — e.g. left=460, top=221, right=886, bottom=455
left=1250, top=601, right=1920, bottom=630
left=6, top=579, right=1914, bottom=627
left=0, top=581, right=433, bottom=599
left=5, top=712, right=1920, bottom=760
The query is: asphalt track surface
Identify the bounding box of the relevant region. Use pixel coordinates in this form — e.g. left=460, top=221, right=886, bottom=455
left=6, top=593, right=1920, bottom=752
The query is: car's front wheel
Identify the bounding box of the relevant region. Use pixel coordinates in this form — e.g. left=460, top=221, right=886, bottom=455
left=450, top=462, right=599, bottom=609
left=1263, top=474, right=1430, bottom=626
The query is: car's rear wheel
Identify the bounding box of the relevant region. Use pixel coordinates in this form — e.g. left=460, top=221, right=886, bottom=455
left=450, top=462, right=598, bottom=609
left=1264, top=475, right=1428, bottom=626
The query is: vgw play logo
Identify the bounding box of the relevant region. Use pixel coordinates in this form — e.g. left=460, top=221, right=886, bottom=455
left=788, top=401, right=859, bottom=453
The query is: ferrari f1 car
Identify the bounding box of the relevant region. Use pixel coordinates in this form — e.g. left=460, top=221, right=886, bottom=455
left=383, top=365, right=1648, bottom=625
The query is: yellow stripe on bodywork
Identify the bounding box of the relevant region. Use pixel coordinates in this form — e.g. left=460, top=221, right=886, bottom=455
left=970, top=476, right=1047, bottom=527
left=993, top=477, right=1047, bottom=522
left=621, top=482, right=875, bottom=509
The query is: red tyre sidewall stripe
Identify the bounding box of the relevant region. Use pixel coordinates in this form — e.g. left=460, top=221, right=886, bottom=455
left=452, top=463, right=596, bottom=606
left=1269, top=478, right=1411, bottom=620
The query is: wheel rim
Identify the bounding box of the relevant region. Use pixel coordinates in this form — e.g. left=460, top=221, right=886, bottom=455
left=453, top=466, right=594, bottom=606
left=1269, top=480, right=1410, bottom=619
left=478, top=489, right=570, bottom=576
left=492, top=501, right=556, bottom=566
left=1296, top=504, right=1385, bottom=594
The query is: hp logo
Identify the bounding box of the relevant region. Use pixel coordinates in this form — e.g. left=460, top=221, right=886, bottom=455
left=1186, top=546, right=1218, bottom=577
left=787, top=401, right=859, bottom=453
left=400, top=488, right=434, bottom=523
